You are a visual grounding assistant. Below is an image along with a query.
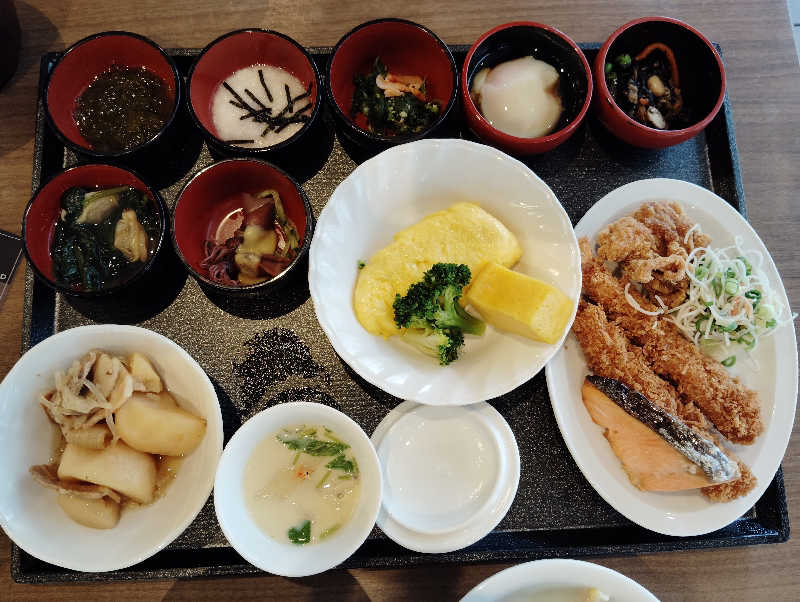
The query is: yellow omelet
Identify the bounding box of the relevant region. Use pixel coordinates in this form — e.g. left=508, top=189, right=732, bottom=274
left=354, top=202, right=522, bottom=337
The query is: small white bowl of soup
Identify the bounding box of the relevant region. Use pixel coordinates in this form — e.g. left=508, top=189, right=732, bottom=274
left=0, top=324, right=223, bottom=572
left=214, top=402, right=382, bottom=577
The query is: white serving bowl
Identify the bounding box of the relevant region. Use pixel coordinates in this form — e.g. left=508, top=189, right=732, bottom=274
left=461, top=558, right=659, bottom=601
left=309, top=138, right=581, bottom=405
left=0, top=324, right=223, bottom=572
left=214, top=402, right=382, bottom=577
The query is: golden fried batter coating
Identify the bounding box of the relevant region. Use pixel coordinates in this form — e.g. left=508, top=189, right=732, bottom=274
left=574, top=229, right=763, bottom=502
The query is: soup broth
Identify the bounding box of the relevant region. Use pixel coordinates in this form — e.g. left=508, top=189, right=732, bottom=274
left=243, top=424, right=362, bottom=545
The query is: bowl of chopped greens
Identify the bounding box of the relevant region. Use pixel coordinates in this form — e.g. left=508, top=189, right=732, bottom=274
left=22, top=163, right=167, bottom=298
left=326, top=18, right=458, bottom=151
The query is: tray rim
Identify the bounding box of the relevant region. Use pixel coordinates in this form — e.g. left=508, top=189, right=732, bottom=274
left=11, top=42, right=786, bottom=585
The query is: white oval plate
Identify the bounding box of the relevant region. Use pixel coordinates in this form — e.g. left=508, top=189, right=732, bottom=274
left=0, top=325, right=223, bottom=572
left=461, top=559, right=659, bottom=602
left=545, top=178, right=798, bottom=536
left=214, top=402, right=382, bottom=577
left=309, top=138, right=580, bottom=405
left=371, top=401, right=519, bottom=553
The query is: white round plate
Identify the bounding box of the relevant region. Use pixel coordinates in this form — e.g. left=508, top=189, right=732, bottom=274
left=371, top=401, right=519, bottom=553
left=0, top=325, right=223, bottom=572
left=214, top=402, right=381, bottom=577
left=309, top=138, right=580, bottom=405
left=545, top=178, right=798, bottom=536
left=461, top=559, right=659, bottom=602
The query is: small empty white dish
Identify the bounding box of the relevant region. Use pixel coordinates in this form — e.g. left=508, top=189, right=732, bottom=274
left=372, top=401, right=519, bottom=553
left=214, top=402, right=382, bottom=577
left=461, top=558, right=659, bottom=601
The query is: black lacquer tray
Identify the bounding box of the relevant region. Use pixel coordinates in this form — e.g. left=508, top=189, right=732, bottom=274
left=12, top=43, right=789, bottom=584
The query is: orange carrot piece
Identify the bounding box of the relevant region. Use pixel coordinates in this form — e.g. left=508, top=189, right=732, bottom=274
left=635, top=43, right=680, bottom=87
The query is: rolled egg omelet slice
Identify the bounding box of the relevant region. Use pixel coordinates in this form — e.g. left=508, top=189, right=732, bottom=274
left=354, top=202, right=522, bottom=337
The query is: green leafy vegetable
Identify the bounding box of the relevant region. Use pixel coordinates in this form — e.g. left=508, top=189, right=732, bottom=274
left=326, top=454, right=356, bottom=474
left=351, top=58, right=441, bottom=136
left=320, top=524, right=340, bottom=540
left=316, top=470, right=332, bottom=488
left=276, top=433, right=349, bottom=456
left=51, top=186, right=155, bottom=292
left=287, top=520, right=311, bottom=545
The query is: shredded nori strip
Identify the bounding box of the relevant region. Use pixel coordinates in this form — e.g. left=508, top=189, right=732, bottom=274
left=222, top=81, right=257, bottom=114
left=258, top=69, right=273, bottom=102
left=244, top=88, right=267, bottom=110
left=285, top=84, right=293, bottom=113
left=222, top=77, right=313, bottom=139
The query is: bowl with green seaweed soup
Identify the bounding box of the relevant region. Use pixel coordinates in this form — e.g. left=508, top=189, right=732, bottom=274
left=46, top=31, right=180, bottom=159
left=23, top=164, right=166, bottom=297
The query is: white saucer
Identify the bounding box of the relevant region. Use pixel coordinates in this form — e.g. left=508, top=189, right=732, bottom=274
left=371, top=401, right=520, bottom=553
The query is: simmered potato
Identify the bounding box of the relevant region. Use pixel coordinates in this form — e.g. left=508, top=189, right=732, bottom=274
left=116, top=393, right=206, bottom=456
left=58, top=441, right=157, bottom=504
left=58, top=493, right=120, bottom=529
left=128, top=352, right=162, bottom=393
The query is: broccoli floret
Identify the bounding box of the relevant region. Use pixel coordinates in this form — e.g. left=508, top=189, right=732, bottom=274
left=392, top=262, right=485, bottom=365
left=431, top=279, right=486, bottom=336
left=401, top=327, right=463, bottom=366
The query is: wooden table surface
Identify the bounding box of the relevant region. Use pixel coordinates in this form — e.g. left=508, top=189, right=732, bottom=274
left=1, top=1, right=799, bottom=599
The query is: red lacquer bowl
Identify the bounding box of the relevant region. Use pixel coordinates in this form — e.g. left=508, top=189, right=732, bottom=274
left=172, top=158, right=314, bottom=294
left=327, top=18, right=458, bottom=149
left=461, top=22, right=592, bottom=155
left=188, top=29, right=322, bottom=157
left=22, top=164, right=167, bottom=297
left=594, top=16, right=726, bottom=149
left=45, top=31, right=181, bottom=159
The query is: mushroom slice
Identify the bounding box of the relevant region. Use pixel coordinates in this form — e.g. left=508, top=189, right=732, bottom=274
left=29, top=464, right=122, bottom=503
left=114, top=209, right=149, bottom=262
left=93, top=353, right=124, bottom=398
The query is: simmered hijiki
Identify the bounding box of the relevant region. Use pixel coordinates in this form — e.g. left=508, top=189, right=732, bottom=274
left=351, top=58, right=441, bottom=135
left=200, top=189, right=300, bottom=286
left=605, top=43, right=688, bottom=130
left=51, top=186, right=158, bottom=291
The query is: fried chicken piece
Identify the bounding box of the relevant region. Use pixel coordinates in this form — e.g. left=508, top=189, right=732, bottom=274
left=633, top=201, right=711, bottom=252
left=616, top=315, right=764, bottom=444
left=572, top=301, right=680, bottom=415
left=702, top=461, right=757, bottom=502
left=595, top=216, right=658, bottom=263
left=580, top=237, right=764, bottom=444
left=594, top=201, right=711, bottom=309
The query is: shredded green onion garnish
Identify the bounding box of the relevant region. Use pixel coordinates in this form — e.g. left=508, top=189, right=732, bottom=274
left=625, top=232, right=796, bottom=368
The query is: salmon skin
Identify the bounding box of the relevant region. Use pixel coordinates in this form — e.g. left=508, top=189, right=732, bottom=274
left=584, top=376, right=740, bottom=489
